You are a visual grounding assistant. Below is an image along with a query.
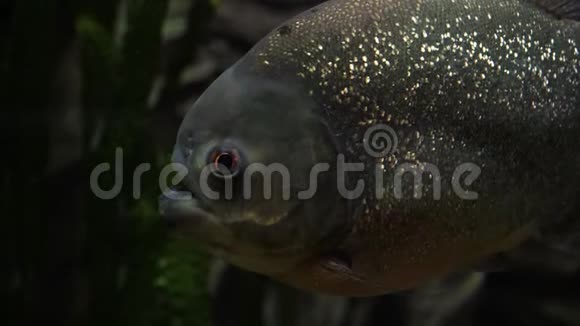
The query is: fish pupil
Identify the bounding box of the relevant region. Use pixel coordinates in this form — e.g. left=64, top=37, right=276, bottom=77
left=211, top=149, right=240, bottom=178
left=216, top=153, right=234, bottom=170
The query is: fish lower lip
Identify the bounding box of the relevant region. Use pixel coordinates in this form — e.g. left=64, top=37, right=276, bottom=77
left=162, top=187, right=194, bottom=201
left=158, top=188, right=213, bottom=222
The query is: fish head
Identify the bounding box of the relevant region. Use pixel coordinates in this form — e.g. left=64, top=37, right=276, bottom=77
left=159, top=64, right=351, bottom=275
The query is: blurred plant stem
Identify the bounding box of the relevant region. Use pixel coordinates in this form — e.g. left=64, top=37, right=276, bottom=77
left=2, top=0, right=216, bottom=325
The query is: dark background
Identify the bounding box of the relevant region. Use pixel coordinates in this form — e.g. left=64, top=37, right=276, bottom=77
left=2, top=0, right=579, bottom=325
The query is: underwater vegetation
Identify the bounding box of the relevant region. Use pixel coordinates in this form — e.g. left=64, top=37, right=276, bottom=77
left=3, top=0, right=580, bottom=326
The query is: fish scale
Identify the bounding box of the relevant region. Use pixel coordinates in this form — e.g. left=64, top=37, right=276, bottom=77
left=246, top=0, right=579, bottom=236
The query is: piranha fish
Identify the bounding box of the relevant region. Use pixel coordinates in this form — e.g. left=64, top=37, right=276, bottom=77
left=159, top=0, right=580, bottom=296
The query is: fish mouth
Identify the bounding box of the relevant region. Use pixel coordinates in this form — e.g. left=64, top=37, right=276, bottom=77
left=159, top=188, right=239, bottom=255
left=159, top=187, right=300, bottom=227
left=158, top=187, right=218, bottom=226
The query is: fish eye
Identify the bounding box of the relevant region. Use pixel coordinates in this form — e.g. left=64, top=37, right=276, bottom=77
left=208, top=147, right=241, bottom=178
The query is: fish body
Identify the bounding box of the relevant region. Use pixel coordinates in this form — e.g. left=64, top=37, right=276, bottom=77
left=161, top=0, right=580, bottom=296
